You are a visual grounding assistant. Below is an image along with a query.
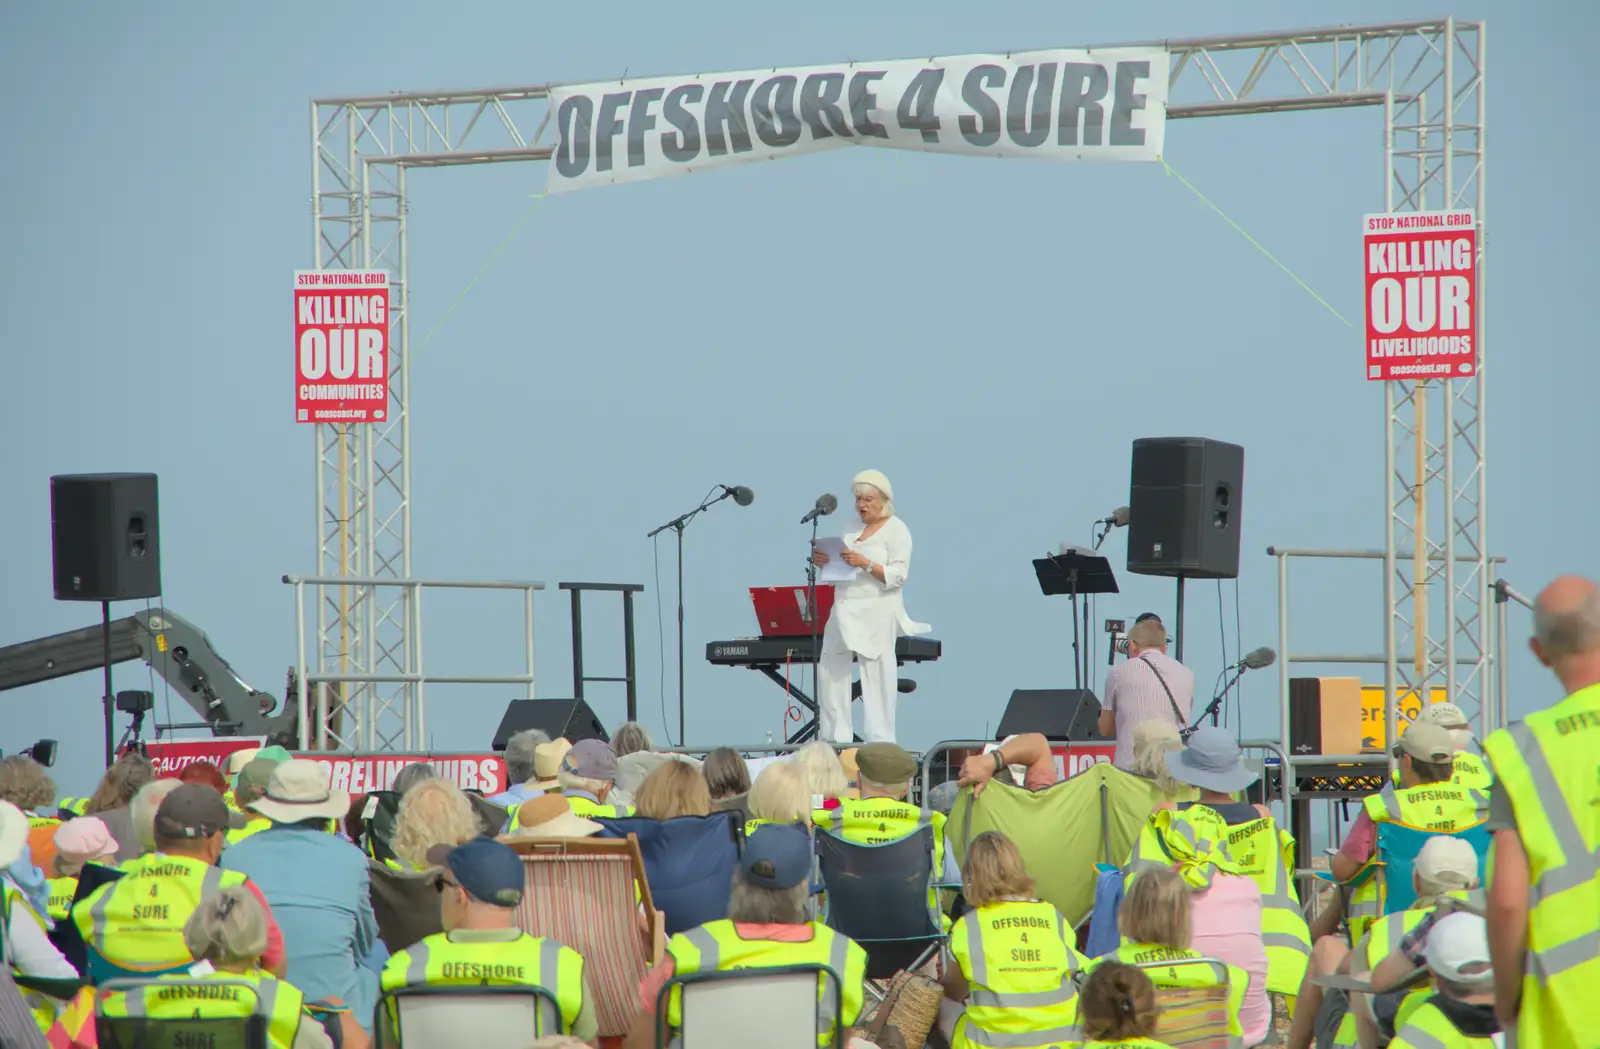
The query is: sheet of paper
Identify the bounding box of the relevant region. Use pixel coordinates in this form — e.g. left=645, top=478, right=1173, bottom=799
left=815, top=537, right=858, bottom=583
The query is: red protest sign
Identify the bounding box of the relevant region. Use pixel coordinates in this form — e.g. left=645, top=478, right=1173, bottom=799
left=1364, top=211, right=1477, bottom=381
left=294, top=270, right=390, bottom=423
left=146, top=737, right=267, bottom=779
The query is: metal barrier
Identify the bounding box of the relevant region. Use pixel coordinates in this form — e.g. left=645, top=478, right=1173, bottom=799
left=284, top=574, right=544, bottom=752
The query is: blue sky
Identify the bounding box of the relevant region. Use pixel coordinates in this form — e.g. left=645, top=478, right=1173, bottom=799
left=2, top=2, right=1593, bottom=793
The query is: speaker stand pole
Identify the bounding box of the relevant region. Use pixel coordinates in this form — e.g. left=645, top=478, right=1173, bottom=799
left=1082, top=595, right=1092, bottom=692
left=1069, top=567, right=1082, bottom=690
left=101, top=600, right=114, bottom=767
left=675, top=523, right=685, bottom=748
left=1174, top=574, right=1186, bottom=663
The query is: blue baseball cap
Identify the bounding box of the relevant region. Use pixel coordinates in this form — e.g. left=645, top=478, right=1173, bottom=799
left=741, top=824, right=812, bottom=890
left=426, top=836, right=524, bottom=907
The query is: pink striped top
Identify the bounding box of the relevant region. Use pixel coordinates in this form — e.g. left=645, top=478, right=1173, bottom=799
left=1102, top=651, right=1195, bottom=767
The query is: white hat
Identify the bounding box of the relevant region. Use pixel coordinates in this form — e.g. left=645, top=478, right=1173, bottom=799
left=249, top=759, right=352, bottom=823
left=852, top=470, right=893, bottom=504
left=1425, top=912, right=1494, bottom=985
left=1414, top=835, right=1479, bottom=890
left=0, top=801, right=27, bottom=869
left=510, top=794, right=603, bottom=838
left=1418, top=703, right=1471, bottom=730
left=224, top=748, right=262, bottom=777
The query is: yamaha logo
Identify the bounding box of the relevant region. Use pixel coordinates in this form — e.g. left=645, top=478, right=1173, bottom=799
left=716, top=645, right=749, bottom=657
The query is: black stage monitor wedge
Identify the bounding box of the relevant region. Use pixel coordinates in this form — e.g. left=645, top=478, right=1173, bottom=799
left=995, top=689, right=1110, bottom=742
left=492, top=699, right=608, bottom=750
left=51, top=473, right=162, bottom=602
left=1127, top=438, right=1244, bottom=580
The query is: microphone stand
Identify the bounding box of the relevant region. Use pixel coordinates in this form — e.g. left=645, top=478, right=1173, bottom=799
left=1187, top=665, right=1249, bottom=737
left=647, top=487, right=737, bottom=746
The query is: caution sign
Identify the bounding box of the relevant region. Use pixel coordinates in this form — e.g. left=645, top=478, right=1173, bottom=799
left=294, top=270, right=390, bottom=424
left=1358, top=687, right=1447, bottom=750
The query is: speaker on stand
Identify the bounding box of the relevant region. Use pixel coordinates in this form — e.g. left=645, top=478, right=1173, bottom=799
left=1125, top=439, right=1244, bottom=661
left=50, top=473, right=163, bottom=766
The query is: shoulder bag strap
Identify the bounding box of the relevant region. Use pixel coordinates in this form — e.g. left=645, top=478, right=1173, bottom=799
left=1137, top=654, right=1188, bottom=726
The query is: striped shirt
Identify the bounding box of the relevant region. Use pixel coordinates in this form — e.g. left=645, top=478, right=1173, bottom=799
left=1103, top=650, right=1195, bottom=768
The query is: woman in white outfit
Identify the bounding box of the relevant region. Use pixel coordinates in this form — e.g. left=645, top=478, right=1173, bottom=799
left=809, top=470, right=930, bottom=744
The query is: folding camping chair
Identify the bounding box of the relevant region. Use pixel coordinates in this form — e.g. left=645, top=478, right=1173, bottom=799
left=1133, top=957, right=1234, bottom=1049
left=1310, top=819, right=1490, bottom=939
left=375, top=983, right=563, bottom=1049
left=593, top=811, right=741, bottom=936
left=95, top=977, right=268, bottom=1049
left=368, top=857, right=445, bottom=952
left=504, top=835, right=661, bottom=1041
left=815, top=823, right=944, bottom=999
left=654, top=963, right=845, bottom=1049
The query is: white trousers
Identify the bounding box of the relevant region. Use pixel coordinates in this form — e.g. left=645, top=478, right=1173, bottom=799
left=818, top=621, right=898, bottom=744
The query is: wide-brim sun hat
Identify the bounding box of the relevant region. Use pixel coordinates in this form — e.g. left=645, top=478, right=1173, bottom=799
left=250, top=759, right=352, bottom=823
left=1166, top=726, right=1259, bottom=794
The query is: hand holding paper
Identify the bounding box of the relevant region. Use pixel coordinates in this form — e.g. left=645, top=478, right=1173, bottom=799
left=814, top=537, right=857, bottom=583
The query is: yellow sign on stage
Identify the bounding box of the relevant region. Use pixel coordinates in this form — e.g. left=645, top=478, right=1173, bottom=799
left=1358, top=687, right=1447, bottom=751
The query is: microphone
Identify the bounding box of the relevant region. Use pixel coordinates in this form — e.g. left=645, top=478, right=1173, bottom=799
left=800, top=493, right=837, bottom=525
left=1227, top=647, right=1277, bottom=672
left=722, top=485, right=755, bottom=507
left=1097, top=506, right=1131, bottom=528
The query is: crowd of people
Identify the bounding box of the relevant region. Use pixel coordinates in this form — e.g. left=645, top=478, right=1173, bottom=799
left=0, top=573, right=1594, bottom=1048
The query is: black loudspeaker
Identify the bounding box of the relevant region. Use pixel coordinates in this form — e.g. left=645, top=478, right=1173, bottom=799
left=50, top=474, right=162, bottom=602
left=995, top=689, right=1109, bottom=742
left=491, top=699, right=608, bottom=750
left=1126, top=437, right=1244, bottom=580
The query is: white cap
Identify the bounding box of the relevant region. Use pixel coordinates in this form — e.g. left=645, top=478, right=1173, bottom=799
left=1415, top=835, right=1479, bottom=890
left=852, top=470, right=894, bottom=504
left=1425, top=912, right=1493, bottom=985
left=1418, top=703, right=1470, bottom=730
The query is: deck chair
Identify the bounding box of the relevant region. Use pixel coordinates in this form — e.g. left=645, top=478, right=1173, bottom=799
left=593, top=812, right=741, bottom=937
left=368, top=857, right=445, bottom=953
left=504, top=835, right=661, bottom=1041
left=95, top=977, right=268, bottom=1049
left=816, top=824, right=943, bottom=991
left=1134, top=958, right=1233, bottom=1049
left=375, top=983, right=563, bottom=1049
left=654, top=963, right=845, bottom=1049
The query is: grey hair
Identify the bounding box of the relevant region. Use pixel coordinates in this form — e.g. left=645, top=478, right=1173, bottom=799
left=611, top=722, right=654, bottom=758
left=1534, top=587, right=1600, bottom=658
left=852, top=482, right=893, bottom=517
left=1130, top=720, right=1187, bottom=798
left=503, top=729, right=549, bottom=786
left=391, top=761, right=440, bottom=797
left=131, top=778, right=185, bottom=852
left=557, top=769, right=610, bottom=795
left=727, top=869, right=809, bottom=924
left=793, top=741, right=848, bottom=800
left=184, top=886, right=267, bottom=965
left=1128, top=618, right=1167, bottom=650
left=859, top=775, right=908, bottom=798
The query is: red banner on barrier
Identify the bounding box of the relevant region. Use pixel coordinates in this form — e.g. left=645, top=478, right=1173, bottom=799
left=1050, top=743, right=1115, bottom=779
left=300, top=753, right=508, bottom=796
left=146, top=738, right=266, bottom=778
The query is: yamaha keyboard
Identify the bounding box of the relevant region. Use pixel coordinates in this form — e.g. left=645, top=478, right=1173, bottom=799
left=706, top=636, right=942, bottom=666
left=706, top=635, right=942, bottom=743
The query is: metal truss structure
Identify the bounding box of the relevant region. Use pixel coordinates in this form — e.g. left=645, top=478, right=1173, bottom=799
left=309, top=17, right=1487, bottom=751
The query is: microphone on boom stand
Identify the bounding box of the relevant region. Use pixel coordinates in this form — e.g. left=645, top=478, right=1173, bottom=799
left=1092, top=506, right=1130, bottom=551
left=802, top=493, right=838, bottom=708
left=1185, top=646, right=1276, bottom=739
left=646, top=482, right=755, bottom=747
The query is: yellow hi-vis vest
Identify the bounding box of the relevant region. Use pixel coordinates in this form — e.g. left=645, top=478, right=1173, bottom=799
left=515, top=790, right=632, bottom=827
left=1481, top=684, right=1600, bottom=1049
left=1390, top=751, right=1493, bottom=796
left=72, top=853, right=250, bottom=972
left=58, top=797, right=91, bottom=817
left=221, top=789, right=241, bottom=813
left=814, top=797, right=947, bottom=921
left=1209, top=813, right=1313, bottom=997
left=98, top=969, right=306, bottom=1049
left=947, top=899, right=1087, bottom=1049
left=45, top=876, right=77, bottom=922
left=1083, top=943, right=1249, bottom=1045
left=381, top=930, right=586, bottom=1034
left=1079, top=1040, right=1176, bottom=1049
left=1346, top=782, right=1482, bottom=941
left=665, top=920, right=867, bottom=1046
left=1123, top=807, right=1245, bottom=893
left=226, top=815, right=273, bottom=846
left=1388, top=998, right=1499, bottom=1049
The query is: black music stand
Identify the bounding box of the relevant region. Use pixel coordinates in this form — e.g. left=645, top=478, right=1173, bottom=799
left=1033, top=548, right=1119, bottom=690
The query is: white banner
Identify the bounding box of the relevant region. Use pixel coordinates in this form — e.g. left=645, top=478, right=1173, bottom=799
left=546, top=47, right=1168, bottom=193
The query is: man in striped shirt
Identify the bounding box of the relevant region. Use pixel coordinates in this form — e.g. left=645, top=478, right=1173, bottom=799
left=1096, top=616, right=1194, bottom=768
